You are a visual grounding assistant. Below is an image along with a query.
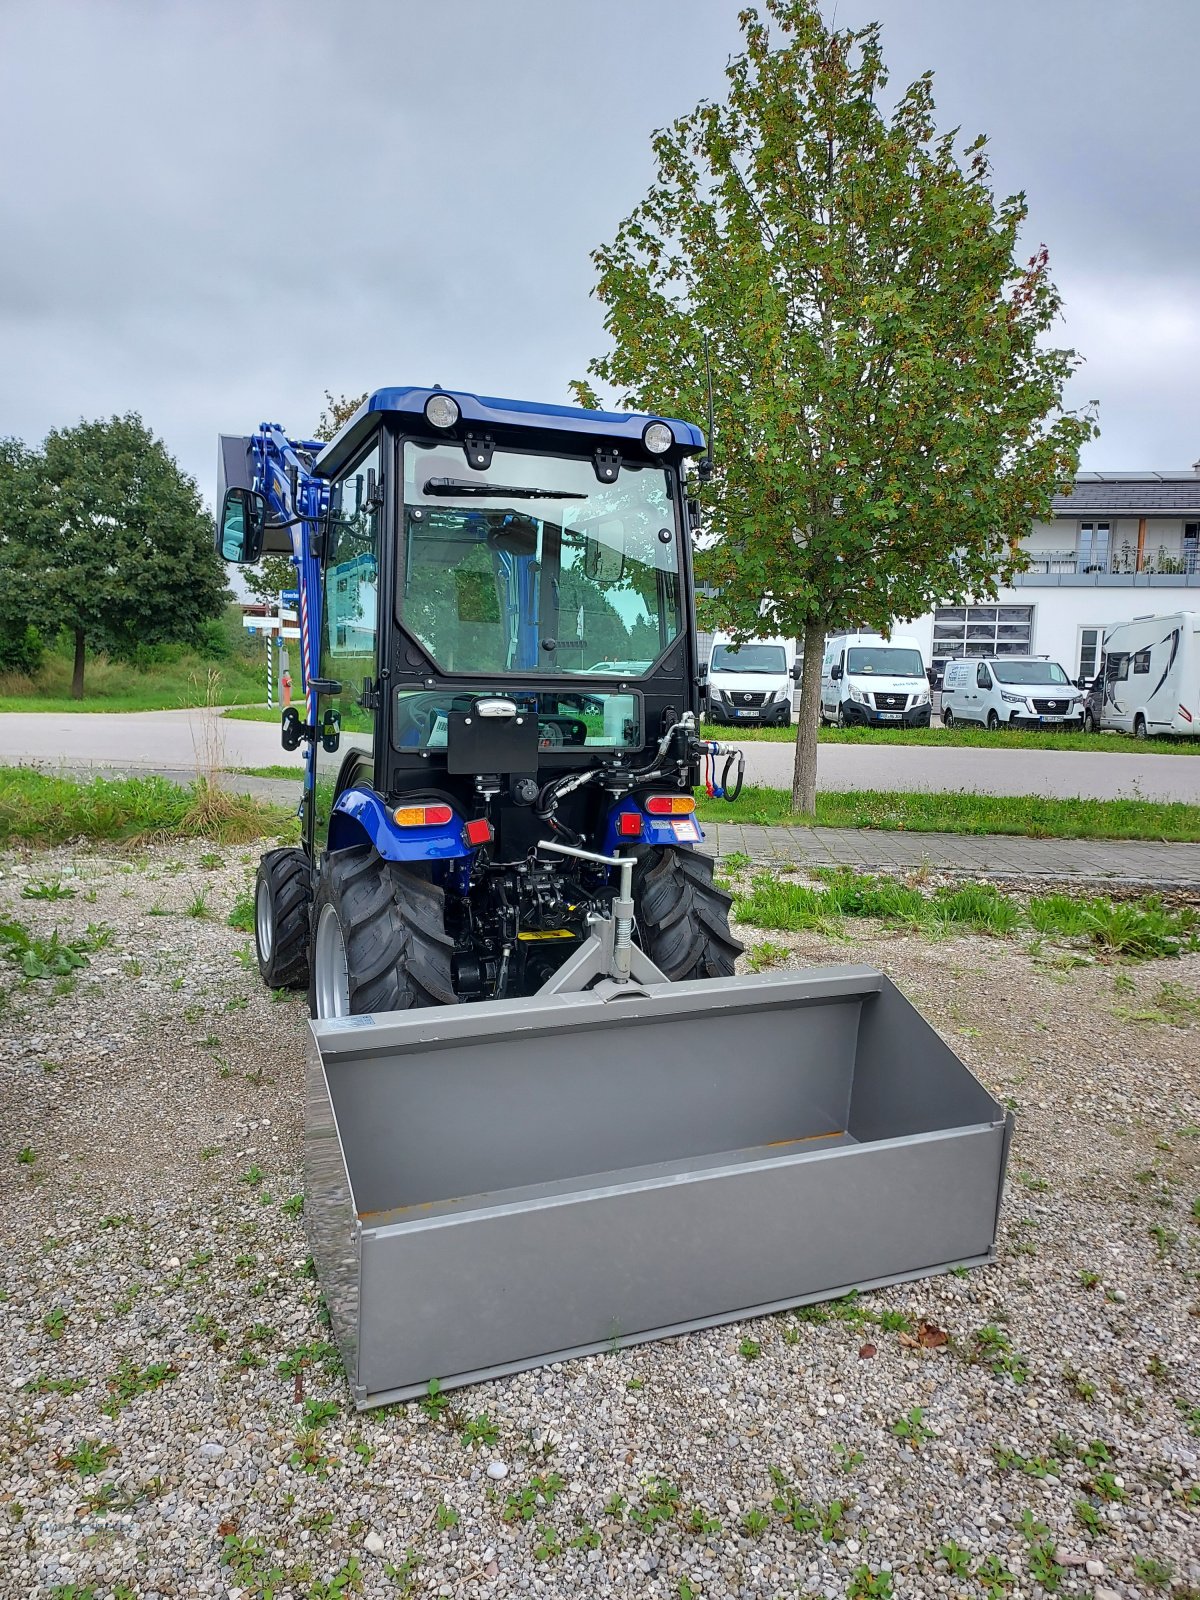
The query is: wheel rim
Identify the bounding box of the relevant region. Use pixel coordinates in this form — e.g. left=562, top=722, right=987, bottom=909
left=255, top=877, right=274, bottom=964
left=988, top=712, right=998, bottom=730
left=314, top=903, right=351, bottom=1017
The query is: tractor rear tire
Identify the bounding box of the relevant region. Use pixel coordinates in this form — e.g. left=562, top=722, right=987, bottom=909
left=631, top=845, right=743, bottom=983
left=309, top=845, right=456, bottom=1018
left=255, top=847, right=311, bottom=990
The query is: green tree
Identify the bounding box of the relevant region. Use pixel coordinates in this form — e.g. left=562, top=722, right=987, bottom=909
left=573, top=0, right=1096, bottom=812
left=241, top=391, right=367, bottom=605
left=0, top=438, right=52, bottom=673
left=34, top=414, right=228, bottom=697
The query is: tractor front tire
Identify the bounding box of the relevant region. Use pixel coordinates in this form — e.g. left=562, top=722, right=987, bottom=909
left=309, top=846, right=455, bottom=1018
left=632, top=845, right=743, bottom=983
left=255, top=847, right=311, bottom=990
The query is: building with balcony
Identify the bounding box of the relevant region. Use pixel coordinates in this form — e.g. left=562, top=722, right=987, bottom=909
left=907, top=465, right=1200, bottom=682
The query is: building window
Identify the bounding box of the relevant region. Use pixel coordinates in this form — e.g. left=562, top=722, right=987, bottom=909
left=1077, top=522, right=1111, bottom=571
left=1078, top=627, right=1101, bottom=681
left=932, top=604, right=1033, bottom=663
left=1185, top=522, right=1198, bottom=574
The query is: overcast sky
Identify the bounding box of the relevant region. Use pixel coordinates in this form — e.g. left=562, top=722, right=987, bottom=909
left=1, top=0, right=1197, bottom=507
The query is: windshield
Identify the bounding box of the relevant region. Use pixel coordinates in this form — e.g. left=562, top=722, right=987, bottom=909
left=846, top=647, right=924, bottom=677
left=400, top=442, right=681, bottom=676
left=712, top=643, right=786, bottom=674
left=992, top=660, right=1069, bottom=685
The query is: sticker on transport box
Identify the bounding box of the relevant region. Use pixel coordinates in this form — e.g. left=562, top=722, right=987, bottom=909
left=671, top=818, right=701, bottom=842
left=321, top=1015, right=376, bottom=1029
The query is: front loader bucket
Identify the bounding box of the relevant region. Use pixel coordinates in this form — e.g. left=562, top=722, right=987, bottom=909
left=305, top=967, right=1013, bottom=1408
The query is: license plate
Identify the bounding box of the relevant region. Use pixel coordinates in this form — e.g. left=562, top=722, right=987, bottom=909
left=1040, top=715, right=1064, bottom=724
left=736, top=709, right=757, bottom=717
left=878, top=712, right=901, bottom=720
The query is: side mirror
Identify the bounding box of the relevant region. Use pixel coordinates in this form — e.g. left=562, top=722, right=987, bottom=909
left=219, top=487, right=267, bottom=564
left=830, top=662, right=843, bottom=682
left=790, top=662, right=803, bottom=681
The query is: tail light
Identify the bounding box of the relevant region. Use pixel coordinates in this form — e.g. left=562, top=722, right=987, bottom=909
left=644, top=795, right=696, bottom=816
left=617, top=812, right=643, bottom=837
left=393, top=803, right=454, bottom=827
left=463, top=818, right=493, bottom=845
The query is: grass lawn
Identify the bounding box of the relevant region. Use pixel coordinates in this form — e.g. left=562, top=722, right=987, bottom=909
left=230, top=765, right=304, bottom=780
left=695, top=784, right=1200, bottom=842
left=702, top=721, right=1199, bottom=754
left=0, top=768, right=290, bottom=847
left=0, top=633, right=267, bottom=714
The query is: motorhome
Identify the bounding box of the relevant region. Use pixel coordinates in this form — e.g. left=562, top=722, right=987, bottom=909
left=1088, top=612, right=1200, bottom=738
left=704, top=635, right=798, bottom=727
left=820, top=633, right=931, bottom=727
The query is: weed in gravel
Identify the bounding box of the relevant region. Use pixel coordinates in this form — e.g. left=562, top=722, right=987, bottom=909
left=221, top=1533, right=286, bottom=1596
left=229, top=893, right=255, bottom=933
left=289, top=1429, right=334, bottom=1478
left=745, top=939, right=791, bottom=972
left=738, top=1336, right=762, bottom=1360
left=1074, top=1497, right=1104, bottom=1536
left=832, top=1442, right=864, bottom=1473
left=186, top=889, right=211, bottom=918
left=973, top=1324, right=1029, bottom=1384
left=1089, top=1469, right=1125, bottom=1502
left=1148, top=1222, right=1178, bottom=1257
left=0, top=916, right=90, bottom=980
left=147, top=901, right=169, bottom=916
left=503, top=1472, right=566, bottom=1525
left=938, top=1540, right=973, bottom=1578
left=22, top=1375, right=88, bottom=1395
left=49, top=1585, right=96, bottom=1600
left=976, top=1553, right=1016, bottom=1597
left=101, top=1359, right=179, bottom=1416
left=741, top=1507, right=771, bottom=1537
left=768, top=1470, right=851, bottom=1540
left=43, top=1305, right=67, bottom=1339
left=1116, top=980, right=1200, bottom=1026
left=1078, top=1269, right=1102, bottom=1289
left=240, top=1163, right=265, bottom=1187
left=282, top=1193, right=304, bottom=1217
left=57, top=1440, right=118, bottom=1476
left=849, top=1565, right=893, bottom=1600
left=22, top=878, right=76, bottom=900
left=418, top=1376, right=450, bottom=1419
left=685, top=1504, right=723, bottom=1536
left=459, top=1413, right=499, bottom=1450
left=891, top=1406, right=934, bottom=1447
left=198, top=1144, right=219, bottom=1160
left=301, top=1398, right=340, bottom=1429
left=723, top=851, right=751, bottom=872
left=17, top=1144, right=35, bottom=1165
left=1133, top=1557, right=1175, bottom=1589
left=1064, top=1363, right=1097, bottom=1401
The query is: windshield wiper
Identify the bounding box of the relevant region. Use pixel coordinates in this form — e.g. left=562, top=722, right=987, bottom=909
left=423, top=477, right=587, bottom=500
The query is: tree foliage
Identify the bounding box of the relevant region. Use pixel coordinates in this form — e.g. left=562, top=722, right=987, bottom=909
left=0, top=438, right=52, bottom=673
left=6, top=414, right=228, bottom=696
left=573, top=0, right=1096, bottom=810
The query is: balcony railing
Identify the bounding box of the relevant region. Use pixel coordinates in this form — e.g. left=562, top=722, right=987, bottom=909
left=1024, top=547, right=1199, bottom=576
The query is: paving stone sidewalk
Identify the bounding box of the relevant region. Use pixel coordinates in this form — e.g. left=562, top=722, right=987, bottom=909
left=699, top=821, right=1200, bottom=886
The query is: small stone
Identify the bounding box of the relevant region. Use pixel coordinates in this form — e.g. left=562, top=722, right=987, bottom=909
left=1095, top=1588, right=1121, bottom=1600
left=364, top=1531, right=385, bottom=1556
left=197, top=1442, right=225, bottom=1461
left=1056, top=1550, right=1089, bottom=1567
left=1110, top=1289, right=1127, bottom=1304
left=486, top=1460, right=509, bottom=1480
left=1086, top=1561, right=1106, bottom=1577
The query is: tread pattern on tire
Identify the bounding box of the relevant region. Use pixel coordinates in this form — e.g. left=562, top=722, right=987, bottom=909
left=257, top=847, right=311, bottom=990
left=311, top=846, right=456, bottom=1016
left=632, top=845, right=743, bottom=982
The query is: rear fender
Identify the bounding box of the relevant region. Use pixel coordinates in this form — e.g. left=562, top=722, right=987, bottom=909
left=601, top=797, right=704, bottom=856
left=329, top=787, right=472, bottom=862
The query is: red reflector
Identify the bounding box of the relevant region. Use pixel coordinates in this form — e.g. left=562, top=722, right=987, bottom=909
left=617, top=812, right=643, bottom=837
left=1180, top=705, right=1193, bottom=723
left=463, top=817, right=493, bottom=845
left=644, top=794, right=696, bottom=815
left=393, top=803, right=454, bottom=827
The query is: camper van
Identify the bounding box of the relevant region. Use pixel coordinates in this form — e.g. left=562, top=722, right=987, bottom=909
left=1087, top=612, right=1200, bottom=739
left=705, top=635, right=799, bottom=726
left=820, top=632, right=931, bottom=727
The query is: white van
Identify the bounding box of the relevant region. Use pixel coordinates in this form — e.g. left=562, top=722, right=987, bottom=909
left=940, top=656, right=1084, bottom=730
left=820, top=633, right=930, bottom=727
left=1089, top=612, right=1200, bottom=739
left=705, top=634, right=798, bottom=727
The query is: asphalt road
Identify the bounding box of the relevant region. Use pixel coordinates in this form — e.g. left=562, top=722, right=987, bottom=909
left=3, top=708, right=1199, bottom=801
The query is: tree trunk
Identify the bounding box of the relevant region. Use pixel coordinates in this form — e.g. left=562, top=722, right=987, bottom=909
left=790, top=620, right=827, bottom=816
left=71, top=628, right=86, bottom=700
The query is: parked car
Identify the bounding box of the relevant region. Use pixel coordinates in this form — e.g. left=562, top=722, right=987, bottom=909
left=1084, top=612, right=1200, bottom=739
left=704, top=635, right=798, bottom=727
left=940, top=656, right=1084, bottom=730
left=819, top=633, right=931, bottom=727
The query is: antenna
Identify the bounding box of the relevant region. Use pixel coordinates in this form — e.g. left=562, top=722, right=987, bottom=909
left=698, top=335, right=715, bottom=483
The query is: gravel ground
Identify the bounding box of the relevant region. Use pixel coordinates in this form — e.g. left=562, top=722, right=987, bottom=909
left=0, top=842, right=1197, bottom=1600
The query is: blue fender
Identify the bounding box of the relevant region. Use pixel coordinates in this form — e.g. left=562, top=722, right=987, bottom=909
left=328, top=787, right=471, bottom=862
left=600, top=798, right=705, bottom=857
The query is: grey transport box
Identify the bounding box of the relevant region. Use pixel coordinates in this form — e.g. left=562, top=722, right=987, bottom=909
left=305, top=966, right=1013, bottom=1408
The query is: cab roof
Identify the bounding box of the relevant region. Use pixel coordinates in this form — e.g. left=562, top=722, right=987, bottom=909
left=315, top=385, right=704, bottom=477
